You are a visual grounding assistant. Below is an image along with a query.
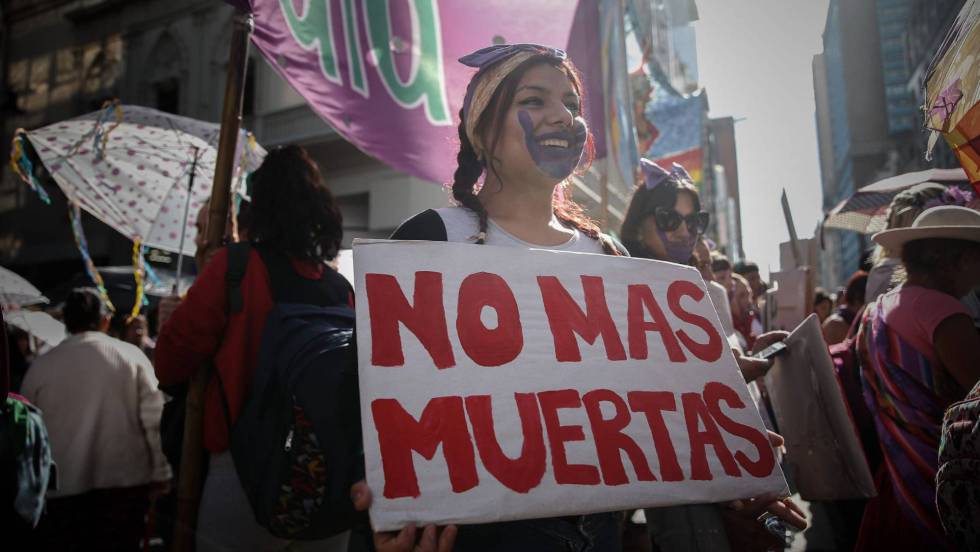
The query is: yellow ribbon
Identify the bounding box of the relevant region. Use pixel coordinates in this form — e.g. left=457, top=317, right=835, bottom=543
left=129, top=238, right=145, bottom=322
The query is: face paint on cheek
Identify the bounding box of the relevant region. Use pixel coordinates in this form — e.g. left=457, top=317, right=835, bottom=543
left=657, top=227, right=697, bottom=264
left=518, top=110, right=587, bottom=180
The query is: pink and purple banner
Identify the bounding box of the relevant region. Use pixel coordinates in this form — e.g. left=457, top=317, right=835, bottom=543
left=232, top=0, right=604, bottom=185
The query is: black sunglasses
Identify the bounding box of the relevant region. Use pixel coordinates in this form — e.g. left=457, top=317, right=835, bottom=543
left=653, top=207, right=710, bottom=235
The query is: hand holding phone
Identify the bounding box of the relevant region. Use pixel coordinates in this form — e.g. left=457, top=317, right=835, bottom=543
left=754, top=340, right=788, bottom=361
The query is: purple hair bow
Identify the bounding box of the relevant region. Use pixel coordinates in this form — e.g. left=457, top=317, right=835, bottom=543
left=924, top=186, right=975, bottom=209
left=640, top=158, right=692, bottom=190
left=459, top=43, right=566, bottom=70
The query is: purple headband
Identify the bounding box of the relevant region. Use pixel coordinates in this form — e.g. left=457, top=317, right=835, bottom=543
left=459, top=43, right=567, bottom=70
left=640, top=158, right=692, bottom=190
left=459, top=43, right=567, bottom=149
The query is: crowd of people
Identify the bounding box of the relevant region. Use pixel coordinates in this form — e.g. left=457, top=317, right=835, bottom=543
left=4, top=42, right=980, bottom=552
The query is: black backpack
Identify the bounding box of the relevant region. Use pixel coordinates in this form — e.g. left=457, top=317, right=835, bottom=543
left=217, top=243, right=364, bottom=540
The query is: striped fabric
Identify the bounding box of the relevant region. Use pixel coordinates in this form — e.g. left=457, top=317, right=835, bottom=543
left=858, top=297, right=963, bottom=546
left=823, top=178, right=978, bottom=234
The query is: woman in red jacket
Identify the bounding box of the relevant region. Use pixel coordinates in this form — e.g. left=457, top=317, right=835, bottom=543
left=154, top=145, right=351, bottom=551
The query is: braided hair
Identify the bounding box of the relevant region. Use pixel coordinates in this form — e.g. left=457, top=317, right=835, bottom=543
left=451, top=106, right=491, bottom=243
left=451, top=55, right=621, bottom=255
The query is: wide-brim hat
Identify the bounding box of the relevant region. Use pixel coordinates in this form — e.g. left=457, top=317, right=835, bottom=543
left=872, top=205, right=980, bottom=251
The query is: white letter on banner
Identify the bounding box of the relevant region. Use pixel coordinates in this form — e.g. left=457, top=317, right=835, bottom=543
left=363, top=0, right=452, bottom=125
left=280, top=0, right=342, bottom=85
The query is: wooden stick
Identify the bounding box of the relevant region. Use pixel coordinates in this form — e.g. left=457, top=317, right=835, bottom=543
left=172, top=12, right=253, bottom=552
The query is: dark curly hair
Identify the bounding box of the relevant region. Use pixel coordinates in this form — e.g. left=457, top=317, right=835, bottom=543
left=842, top=270, right=868, bottom=307
left=619, top=175, right=701, bottom=259
left=64, top=287, right=108, bottom=333
left=248, top=145, right=342, bottom=262
left=452, top=54, right=620, bottom=255
left=902, top=239, right=980, bottom=282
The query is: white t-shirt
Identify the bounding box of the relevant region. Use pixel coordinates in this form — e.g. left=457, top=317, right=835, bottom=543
left=434, top=207, right=607, bottom=254
left=706, top=279, right=738, bottom=342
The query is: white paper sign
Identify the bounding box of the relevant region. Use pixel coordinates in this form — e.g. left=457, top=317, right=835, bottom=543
left=354, top=240, right=788, bottom=530
left=764, top=314, right=876, bottom=501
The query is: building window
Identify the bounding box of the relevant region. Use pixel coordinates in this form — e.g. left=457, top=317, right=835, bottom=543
left=146, top=31, right=185, bottom=114
left=154, top=78, right=180, bottom=114
left=886, top=84, right=908, bottom=96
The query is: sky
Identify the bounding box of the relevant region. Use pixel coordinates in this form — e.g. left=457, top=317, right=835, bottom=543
left=693, top=0, right=831, bottom=277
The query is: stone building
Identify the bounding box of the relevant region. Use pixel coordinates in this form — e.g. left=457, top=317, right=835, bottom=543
left=0, top=0, right=444, bottom=293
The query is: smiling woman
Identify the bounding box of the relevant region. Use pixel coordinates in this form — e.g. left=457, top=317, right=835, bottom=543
left=363, top=43, right=625, bottom=552
left=390, top=43, right=624, bottom=256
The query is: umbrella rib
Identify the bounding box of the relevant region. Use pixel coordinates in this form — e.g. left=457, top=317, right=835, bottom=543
left=56, top=155, right=133, bottom=234
left=141, top=152, right=210, bottom=255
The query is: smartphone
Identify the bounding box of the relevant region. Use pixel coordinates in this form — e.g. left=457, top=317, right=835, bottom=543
left=754, top=340, right=788, bottom=361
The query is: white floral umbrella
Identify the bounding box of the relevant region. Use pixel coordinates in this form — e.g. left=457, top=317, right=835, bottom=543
left=21, top=104, right=265, bottom=257
left=0, top=266, right=47, bottom=307
left=5, top=310, right=65, bottom=347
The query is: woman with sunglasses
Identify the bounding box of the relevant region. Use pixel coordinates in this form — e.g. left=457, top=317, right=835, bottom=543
left=620, top=159, right=708, bottom=263
left=620, top=159, right=803, bottom=551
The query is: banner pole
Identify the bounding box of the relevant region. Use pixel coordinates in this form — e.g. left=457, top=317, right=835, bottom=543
left=173, top=12, right=253, bottom=552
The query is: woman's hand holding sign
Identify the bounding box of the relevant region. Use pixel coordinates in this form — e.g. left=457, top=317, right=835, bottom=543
left=720, top=430, right=807, bottom=550
left=352, top=481, right=458, bottom=552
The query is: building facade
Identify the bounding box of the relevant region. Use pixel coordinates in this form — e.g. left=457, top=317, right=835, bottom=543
left=814, top=0, right=892, bottom=288
left=706, top=116, right=744, bottom=262
left=812, top=0, right=964, bottom=288
left=877, top=0, right=919, bottom=135
left=1, top=0, right=240, bottom=290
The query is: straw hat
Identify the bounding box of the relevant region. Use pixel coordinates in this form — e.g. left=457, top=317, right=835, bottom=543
left=872, top=205, right=980, bottom=252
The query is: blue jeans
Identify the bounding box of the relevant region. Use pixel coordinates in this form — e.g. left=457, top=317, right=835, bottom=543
left=645, top=505, right=731, bottom=552
left=452, top=513, right=622, bottom=552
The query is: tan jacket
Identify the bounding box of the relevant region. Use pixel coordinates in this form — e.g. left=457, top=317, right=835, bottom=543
left=21, top=331, right=171, bottom=497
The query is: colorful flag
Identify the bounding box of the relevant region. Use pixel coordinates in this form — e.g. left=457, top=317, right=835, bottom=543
left=623, top=5, right=706, bottom=187
left=643, top=91, right=706, bottom=186
left=599, top=0, right=640, bottom=195
left=231, top=0, right=603, bottom=185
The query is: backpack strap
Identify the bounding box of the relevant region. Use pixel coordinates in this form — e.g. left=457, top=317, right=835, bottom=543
left=255, top=245, right=340, bottom=306
left=213, top=365, right=233, bottom=436
left=844, top=303, right=868, bottom=342
left=225, top=241, right=251, bottom=314
left=1, top=306, right=9, bottom=400
left=212, top=241, right=251, bottom=434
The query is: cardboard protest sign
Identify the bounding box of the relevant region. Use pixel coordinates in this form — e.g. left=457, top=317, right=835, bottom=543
left=354, top=240, right=788, bottom=530
left=763, top=314, right=876, bottom=501
left=769, top=268, right=814, bottom=331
